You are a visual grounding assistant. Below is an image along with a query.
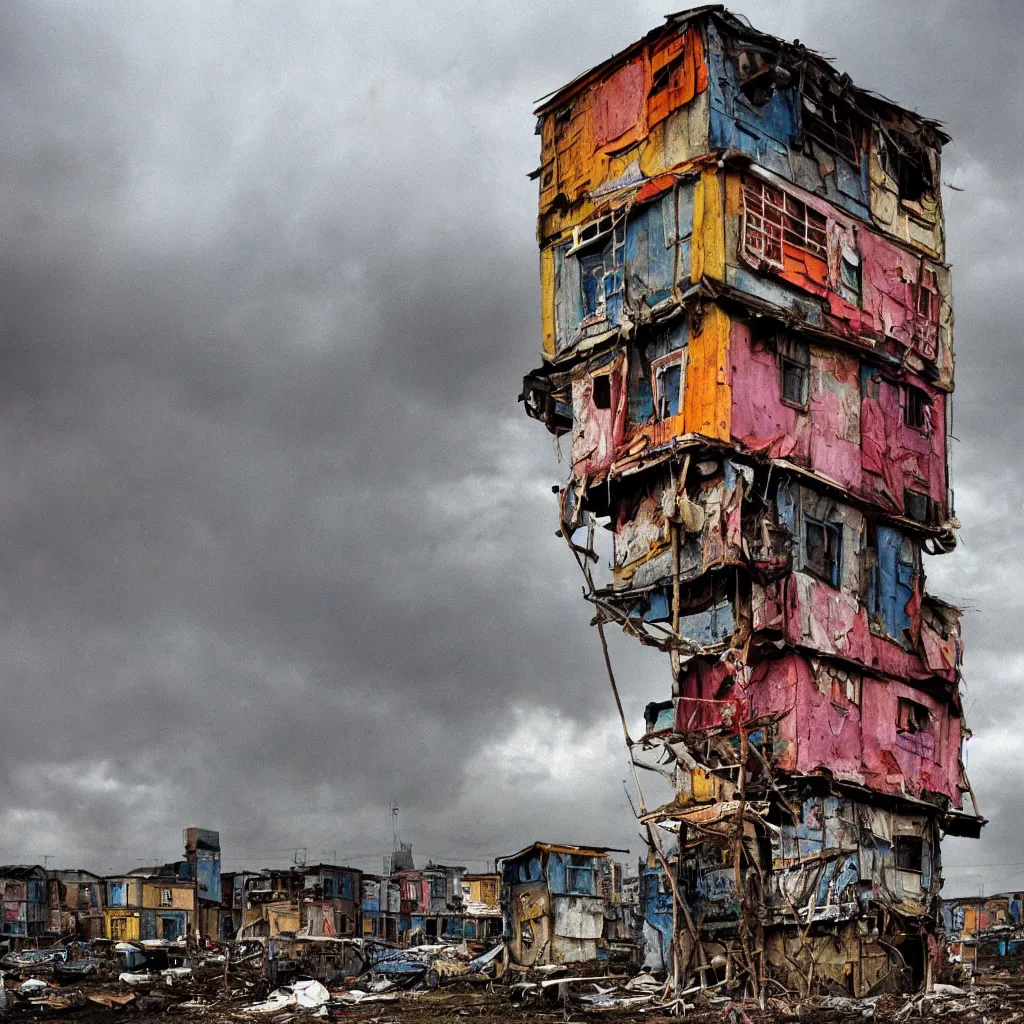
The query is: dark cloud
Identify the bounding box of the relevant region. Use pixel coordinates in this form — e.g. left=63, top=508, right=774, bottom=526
left=0, top=0, right=1017, bottom=890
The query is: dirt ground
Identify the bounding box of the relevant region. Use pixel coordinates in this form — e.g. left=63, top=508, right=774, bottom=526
left=11, top=978, right=1024, bottom=1024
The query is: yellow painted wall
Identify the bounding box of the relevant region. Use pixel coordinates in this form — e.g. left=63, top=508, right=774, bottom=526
left=682, top=304, right=731, bottom=441
left=540, top=248, right=556, bottom=358
left=104, top=910, right=140, bottom=941
left=867, top=135, right=943, bottom=260
left=268, top=906, right=301, bottom=936
left=142, top=882, right=194, bottom=911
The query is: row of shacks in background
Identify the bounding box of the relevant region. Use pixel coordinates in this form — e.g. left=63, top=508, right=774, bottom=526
left=2, top=828, right=1021, bottom=976
left=0, top=830, right=627, bottom=958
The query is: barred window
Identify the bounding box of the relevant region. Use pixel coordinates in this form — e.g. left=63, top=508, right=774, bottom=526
left=742, top=179, right=827, bottom=270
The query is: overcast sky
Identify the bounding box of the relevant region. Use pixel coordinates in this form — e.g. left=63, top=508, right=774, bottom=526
left=0, top=0, right=1020, bottom=893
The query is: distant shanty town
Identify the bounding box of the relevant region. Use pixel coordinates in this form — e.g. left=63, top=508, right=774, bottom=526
left=0, top=826, right=1019, bottom=980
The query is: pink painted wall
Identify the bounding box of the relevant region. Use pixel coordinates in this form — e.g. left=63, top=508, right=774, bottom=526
left=731, top=170, right=952, bottom=387
left=774, top=573, right=957, bottom=685
left=571, top=358, right=628, bottom=480
left=729, top=320, right=947, bottom=518
left=676, top=651, right=963, bottom=807
left=861, top=372, right=946, bottom=515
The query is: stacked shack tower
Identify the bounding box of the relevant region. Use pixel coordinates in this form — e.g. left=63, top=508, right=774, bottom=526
left=521, top=6, right=983, bottom=996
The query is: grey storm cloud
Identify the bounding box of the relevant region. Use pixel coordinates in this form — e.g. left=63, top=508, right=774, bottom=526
left=0, top=0, right=1019, bottom=887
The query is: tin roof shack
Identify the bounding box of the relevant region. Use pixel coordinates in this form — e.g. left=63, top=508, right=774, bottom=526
left=362, top=873, right=401, bottom=943
left=104, top=875, right=144, bottom=941
left=943, top=894, right=1024, bottom=975
left=298, top=864, right=362, bottom=939
left=47, top=869, right=105, bottom=940
left=0, top=866, right=51, bottom=942
left=241, top=864, right=362, bottom=940
left=217, top=870, right=262, bottom=941
left=243, top=872, right=300, bottom=938
left=521, top=5, right=980, bottom=1000
left=461, top=873, right=503, bottom=944
left=139, top=877, right=194, bottom=942
left=500, top=843, right=623, bottom=966
left=185, top=827, right=221, bottom=942
left=391, top=862, right=466, bottom=945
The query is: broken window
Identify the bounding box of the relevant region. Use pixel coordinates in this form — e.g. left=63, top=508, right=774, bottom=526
left=430, top=877, right=446, bottom=900
left=651, top=62, right=676, bottom=96
left=736, top=49, right=776, bottom=107
left=160, top=889, right=173, bottom=907
left=592, top=374, right=611, bottom=410
left=801, top=95, right=860, bottom=163
left=914, top=268, right=940, bottom=360
left=903, top=488, right=931, bottom=525
left=804, top=516, right=842, bottom=588
left=878, top=128, right=936, bottom=204
left=572, top=215, right=624, bottom=322
left=742, top=179, right=784, bottom=269
left=778, top=336, right=810, bottom=409
left=916, top=268, right=939, bottom=321
left=897, top=698, right=930, bottom=735
left=653, top=350, right=685, bottom=419
left=838, top=248, right=861, bottom=305
left=570, top=213, right=619, bottom=254
left=902, top=384, right=930, bottom=431
left=580, top=251, right=610, bottom=318
left=566, top=858, right=596, bottom=895
left=894, top=835, right=924, bottom=873
left=742, top=178, right=827, bottom=271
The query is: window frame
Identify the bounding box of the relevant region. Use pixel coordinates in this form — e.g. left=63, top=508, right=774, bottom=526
left=741, top=178, right=828, bottom=271
left=651, top=349, right=687, bottom=421
left=565, top=864, right=596, bottom=896
left=160, top=888, right=173, bottom=908
left=803, top=515, right=842, bottom=589
left=897, top=697, right=931, bottom=735
left=902, top=384, right=930, bottom=432
left=894, top=835, right=924, bottom=873
left=903, top=488, right=931, bottom=525
left=777, top=336, right=810, bottom=410
left=801, top=94, right=861, bottom=164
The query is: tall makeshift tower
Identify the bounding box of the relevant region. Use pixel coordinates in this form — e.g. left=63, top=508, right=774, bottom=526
left=521, top=6, right=983, bottom=996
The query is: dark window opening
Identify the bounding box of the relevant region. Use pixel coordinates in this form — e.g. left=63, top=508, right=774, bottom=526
left=903, top=385, right=929, bottom=430
left=655, top=359, right=682, bottom=419
left=737, top=50, right=776, bottom=107
left=801, top=95, right=860, bottom=163
left=580, top=251, right=609, bottom=317
left=879, top=130, right=935, bottom=204
left=804, top=516, right=842, bottom=588
left=592, top=375, right=611, bottom=409
left=897, top=698, right=930, bottom=735
left=904, top=488, right=931, bottom=524
left=779, top=337, right=810, bottom=408
left=894, top=835, right=924, bottom=873
left=839, top=250, right=861, bottom=304
left=651, top=55, right=683, bottom=95
left=917, top=269, right=939, bottom=320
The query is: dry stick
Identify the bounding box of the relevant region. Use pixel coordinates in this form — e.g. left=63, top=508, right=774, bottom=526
left=732, top=725, right=761, bottom=1002
left=562, top=482, right=707, bottom=1006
